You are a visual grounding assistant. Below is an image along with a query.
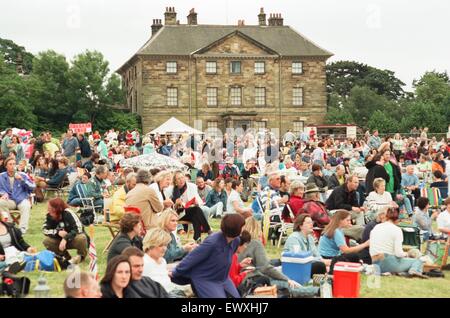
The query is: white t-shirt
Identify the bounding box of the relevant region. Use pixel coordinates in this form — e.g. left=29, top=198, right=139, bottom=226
left=143, top=254, right=174, bottom=292
left=369, top=222, right=407, bottom=258
left=227, top=190, right=244, bottom=214
left=311, top=148, right=325, bottom=163
left=436, top=210, right=450, bottom=235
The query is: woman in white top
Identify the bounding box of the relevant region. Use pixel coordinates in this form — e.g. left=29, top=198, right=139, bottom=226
left=242, top=140, right=257, bottom=165
left=364, top=178, right=398, bottom=222
left=369, top=208, right=426, bottom=278
left=227, top=179, right=253, bottom=219
left=149, top=170, right=175, bottom=209
left=392, top=133, right=404, bottom=160
left=142, top=227, right=187, bottom=297
left=164, top=171, right=211, bottom=242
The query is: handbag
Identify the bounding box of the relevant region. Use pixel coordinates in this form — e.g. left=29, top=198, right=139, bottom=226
left=253, top=285, right=277, bottom=297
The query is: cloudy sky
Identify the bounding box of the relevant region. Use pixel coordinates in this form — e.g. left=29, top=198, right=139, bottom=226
left=1, top=0, right=449, bottom=90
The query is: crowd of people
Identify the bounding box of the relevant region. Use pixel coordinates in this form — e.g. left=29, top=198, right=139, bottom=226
left=0, top=125, right=449, bottom=298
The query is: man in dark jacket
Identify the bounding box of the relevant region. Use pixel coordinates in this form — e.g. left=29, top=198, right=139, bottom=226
left=121, top=247, right=169, bottom=298
left=306, top=164, right=328, bottom=192
left=365, top=154, right=390, bottom=194
left=326, top=175, right=366, bottom=226
left=42, top=208, right=87, bottom=264
left=77, top=134, right=92, bottom=165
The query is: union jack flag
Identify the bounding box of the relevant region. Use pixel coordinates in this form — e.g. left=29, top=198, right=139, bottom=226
left=88, top=225, right=98, bottom=281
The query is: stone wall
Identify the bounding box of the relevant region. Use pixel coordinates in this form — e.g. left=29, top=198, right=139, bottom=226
left=122, top=38, right=328, bottom=134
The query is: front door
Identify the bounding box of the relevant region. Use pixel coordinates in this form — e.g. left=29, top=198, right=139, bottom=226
left=234, top=120, right=251, bottom=132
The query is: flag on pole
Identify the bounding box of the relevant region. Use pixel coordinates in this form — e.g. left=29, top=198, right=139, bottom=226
left=88, top=225, right=98, bottom=281
left=262, top=190, right=271, bottom=245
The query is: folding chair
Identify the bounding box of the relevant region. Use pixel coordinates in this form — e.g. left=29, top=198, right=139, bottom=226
left=76, top=183, right=103, bottom=224
left=276, top=204, right=295, bottom=248
left=256, top=194, right=287, bottom=247
left=423, top=237, right=450, bottom=272
left=96, top=208, right=120, bottom=254
left=44, top=173, right=69, bottom=199
left=399, top=223, right=421, bottom=250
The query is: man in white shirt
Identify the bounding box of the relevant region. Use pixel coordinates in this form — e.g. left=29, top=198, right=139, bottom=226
left=311, top=142, right=326, bottom=167
left=437, top=198, right=450, bottom=237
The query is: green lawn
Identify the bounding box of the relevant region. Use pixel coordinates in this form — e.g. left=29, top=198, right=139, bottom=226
left=14, top=199, right=450, bottom=298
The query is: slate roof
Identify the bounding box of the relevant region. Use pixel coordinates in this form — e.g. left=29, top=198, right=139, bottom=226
left=118, top=24, right=332, bottom=73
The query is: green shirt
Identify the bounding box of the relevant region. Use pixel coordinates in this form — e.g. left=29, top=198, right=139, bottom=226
left=1, top=136, right=12, bottom=156
left=384, top=162, right=395, bottom=193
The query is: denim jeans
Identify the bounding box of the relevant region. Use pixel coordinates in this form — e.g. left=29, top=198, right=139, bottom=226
left=200, top=202, right=224, bottom=219
left=374, top=254, right=423, bottom=274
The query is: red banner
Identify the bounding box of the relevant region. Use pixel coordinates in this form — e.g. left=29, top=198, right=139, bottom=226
left=69, top=123, right=92, bottom=133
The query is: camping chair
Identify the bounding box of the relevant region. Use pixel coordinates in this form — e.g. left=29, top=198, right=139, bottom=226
left=423, top=236, right=450, bottom=272
left=276, top=204, right=295, bottom=248
left=75, top=184, right=103, bottom=224
left=399, top=223, right=421, bottom=250
left=256, top=195, right=286, bottom=247
left=96, top=208, right=120, bottom=254
left=428, top=187, right=443, bottom=208
left=44, top=173, right=69, bottom=199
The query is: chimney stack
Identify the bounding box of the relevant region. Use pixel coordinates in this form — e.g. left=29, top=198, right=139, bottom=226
left=164, top=7, right=177, bottom=25
left=268, top=13, right=284, bottom=26
left=258, top=7, right=266, bottom=26
left=187, top=8, right=197, bottom=25
left=151, top=19, right=163, bottom=37
left=237, top=19, right=245, bottom=27
left=16, top=53, right=24, bottom=75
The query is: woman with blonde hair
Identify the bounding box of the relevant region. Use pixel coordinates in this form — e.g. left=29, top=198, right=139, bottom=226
left=242, top=217, right=263, bottom=241
left=364, top=178, right=398, bottom=222
left=158, top=209, right=197, bottom=264
left=142, top=227, right=187, bottom=297
left=318, top=210, right=369, bottom=273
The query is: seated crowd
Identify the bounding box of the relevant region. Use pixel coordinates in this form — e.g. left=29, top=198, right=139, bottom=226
left=0, top=127, right=449, bottom=298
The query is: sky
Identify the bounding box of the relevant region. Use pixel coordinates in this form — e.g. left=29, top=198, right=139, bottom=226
left=1, top=0, right=449, bottom=91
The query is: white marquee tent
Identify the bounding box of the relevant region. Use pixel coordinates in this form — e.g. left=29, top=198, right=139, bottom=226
left=149, top=117, right=204, bottom=135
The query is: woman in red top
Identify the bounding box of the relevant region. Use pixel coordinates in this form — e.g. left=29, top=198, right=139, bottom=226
left=229, top=231, right=253, bottom=288
left=126, top=130, right=133, bottom=146
left=93, top=130, right=101, bottom=140
left=282, top=180, right=305, bottom=223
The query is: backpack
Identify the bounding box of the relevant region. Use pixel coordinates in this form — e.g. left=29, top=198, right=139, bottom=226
left=80, top=210, right=95, bottom=226
left=23, top=250, right=65, bottom=272
left=238, top=272, right=271, bottom=298
left=1, top=272, right=30, bottom=298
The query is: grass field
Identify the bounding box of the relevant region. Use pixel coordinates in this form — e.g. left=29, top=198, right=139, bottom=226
left=11, top=198, right=450, bottom=298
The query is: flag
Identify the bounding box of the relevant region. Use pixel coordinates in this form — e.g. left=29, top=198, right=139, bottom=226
left=88, top=225, right=98, bottom=281
left=262, top=190, right=271, bottom=246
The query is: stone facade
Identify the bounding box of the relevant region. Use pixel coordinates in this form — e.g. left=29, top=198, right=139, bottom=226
left=118, top=8, right=332, bottom=136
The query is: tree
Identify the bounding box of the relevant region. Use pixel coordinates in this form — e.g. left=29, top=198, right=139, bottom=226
left=327, top=61, right=406, bottom=100
left=413, top=71, right=450, bottom=106
left=0, top=38, right=34, bottom=74
left=399, top=101, right=447, bottom=133
left=0, top=56, right=37, bottom=128
left=367, top=110, right=399, bottom=133
left=68, top=50, right=111, bottom=124
left=95, top=110, right=141, bottom=132
left=29, top=50, right=71, bottom=132
left=344, top=86, right=393, bottom=124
